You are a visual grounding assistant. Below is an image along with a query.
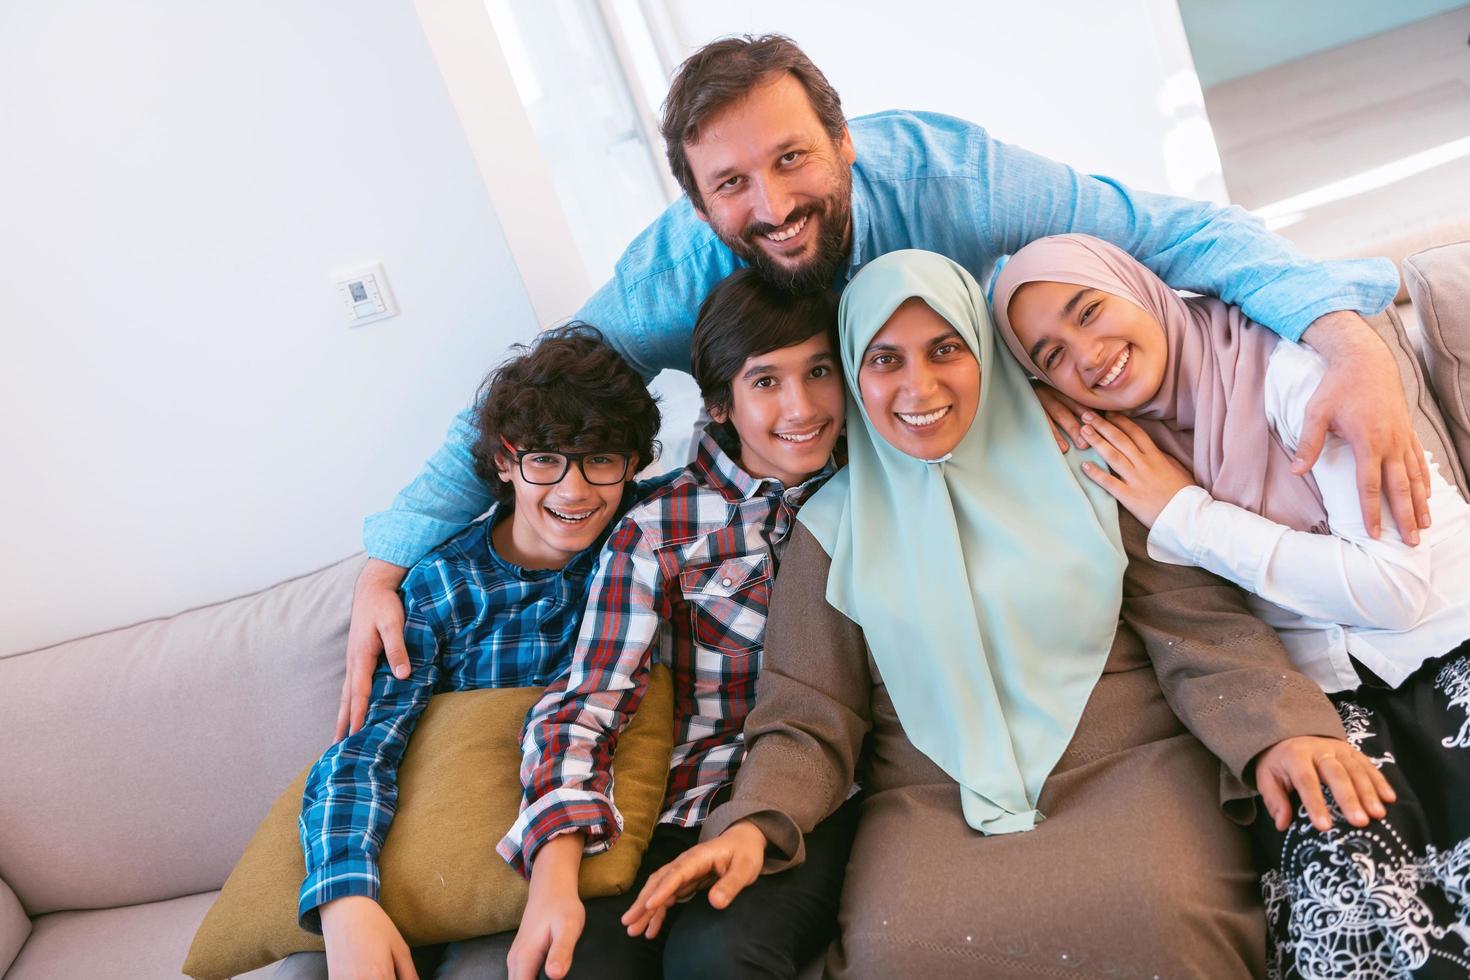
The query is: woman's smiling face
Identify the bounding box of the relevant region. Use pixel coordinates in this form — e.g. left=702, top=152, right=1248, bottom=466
left=1005, top=280, right=1167, bottom=411
left=858, top=297, right=980, bottom=459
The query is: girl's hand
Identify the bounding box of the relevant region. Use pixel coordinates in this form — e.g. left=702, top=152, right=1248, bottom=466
left=620, top=820, right=768, bottom=939
left=1253, top=735, right=1396, bottom=832
left=1032, top=383, right=1090, bottom=453
left=1078, top=412, right=1195, bottom=527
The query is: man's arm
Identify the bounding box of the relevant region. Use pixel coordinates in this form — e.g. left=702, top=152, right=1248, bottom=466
left=363, top=406, right=493, bottom=568
left=1297, top=312, right=1429, bottom=541
left=975, top=134, right=1397, bottom=340
left=973, top=130, right=1426, bottom=537
left=496, top=518, right=667, bottom=877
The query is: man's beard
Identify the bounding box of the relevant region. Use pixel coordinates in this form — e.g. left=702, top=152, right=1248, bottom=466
left=714, top=168, right=853, bottom=294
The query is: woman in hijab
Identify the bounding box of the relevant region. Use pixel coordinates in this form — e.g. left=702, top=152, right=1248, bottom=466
left=992, top=233, right=1470, bottom=980
left=621, top=249, right=1383, bottom=978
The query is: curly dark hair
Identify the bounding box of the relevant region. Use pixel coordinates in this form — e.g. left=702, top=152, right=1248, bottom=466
left=660, top=34, right=846, bottom=211
left=470, top=324, right=660, bottom=503
left=691, top=267, right=839, bottom=424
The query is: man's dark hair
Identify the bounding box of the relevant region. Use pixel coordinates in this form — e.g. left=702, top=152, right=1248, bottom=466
left=471, top=324, right=660, bottom=503
left=690, top=267, right=840, bottom=422
left=660, top=34, right=845, bottom=210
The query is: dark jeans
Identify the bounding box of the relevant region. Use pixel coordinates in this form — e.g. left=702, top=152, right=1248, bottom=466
left=557, top=795, right=862, bottom=980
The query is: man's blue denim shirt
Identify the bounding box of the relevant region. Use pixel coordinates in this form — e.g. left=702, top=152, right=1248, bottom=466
left=364, top=110, right=1399, bottom=568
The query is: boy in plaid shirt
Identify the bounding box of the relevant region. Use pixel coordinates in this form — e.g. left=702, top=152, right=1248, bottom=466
left=501, top=270, right=861, bottom=980
left=293, top=326, right=661, bottom=979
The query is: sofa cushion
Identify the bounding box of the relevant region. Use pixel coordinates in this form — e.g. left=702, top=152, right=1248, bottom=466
left=1367, top=305, right=1467, bottom=494
left=1405, top=241, right=1470, bottom=479
left=0, top=555, right=361, bottom=915
left=3, top=891, right=274, bottom=980
left=184, top=666, right=675, bottom=980
left=0, top=876, right=30, bottom=977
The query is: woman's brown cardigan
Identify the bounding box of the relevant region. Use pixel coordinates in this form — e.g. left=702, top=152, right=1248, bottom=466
left=700, top=515, right=1344, bottom=979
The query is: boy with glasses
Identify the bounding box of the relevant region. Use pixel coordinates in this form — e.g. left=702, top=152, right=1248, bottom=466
left=293, top=326, right=661, bottom=979
left=500, top=270, right=859, bottom=980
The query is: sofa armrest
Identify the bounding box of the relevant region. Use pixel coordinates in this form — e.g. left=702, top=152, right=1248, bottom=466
left=1405, top=241, right=1470, bottom=483
left=0, top=875, right=31, bottom=977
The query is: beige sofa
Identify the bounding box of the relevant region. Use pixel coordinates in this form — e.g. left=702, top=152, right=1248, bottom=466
left=3, top=242, right=1469, bottom=980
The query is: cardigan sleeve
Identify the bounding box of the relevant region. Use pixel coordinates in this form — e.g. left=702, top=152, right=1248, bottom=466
left=1118, top=511, right=1346, bottom=813
left=699, top=524, right=872, bottom=873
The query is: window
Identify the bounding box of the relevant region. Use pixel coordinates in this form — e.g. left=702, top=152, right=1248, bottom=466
left=484, top=0, right=677, bottom=283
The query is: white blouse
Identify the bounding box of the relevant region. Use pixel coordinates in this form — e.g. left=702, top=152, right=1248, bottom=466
left=1147, top=341, right=1470, bottom=694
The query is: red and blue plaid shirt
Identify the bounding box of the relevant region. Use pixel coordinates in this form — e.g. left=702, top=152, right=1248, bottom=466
left=498, top=428, right=833, bottom=875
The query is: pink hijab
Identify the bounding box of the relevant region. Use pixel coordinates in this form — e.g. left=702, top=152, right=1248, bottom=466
left=991, top=234, right=1328, bottom=534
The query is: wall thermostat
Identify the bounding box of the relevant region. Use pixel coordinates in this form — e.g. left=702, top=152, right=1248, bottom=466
left=334, top=263, right=398, bottom=326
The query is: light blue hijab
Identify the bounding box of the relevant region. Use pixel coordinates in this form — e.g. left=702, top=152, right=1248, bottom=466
left=799, top=250, right=1126, bottom=834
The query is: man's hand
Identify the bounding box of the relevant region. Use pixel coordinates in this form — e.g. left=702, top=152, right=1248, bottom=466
left=1299, top=311, right=1430, bottom=543
left=1253, top=735, right=1395, bottom=833
left=508, top=834, right=586, bottom=980
left=1032, top=384, right=1090, bottom=454
left=319, top=896, right=417, bottom=980
left=336, top=559, right=411, bottom=741
left=1077, top=412, right=1195, bottom=528
left=620, top=820, right=768, bottom=940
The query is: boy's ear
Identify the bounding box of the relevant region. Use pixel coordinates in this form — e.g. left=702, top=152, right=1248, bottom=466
left=493, top=451, right=515, bottom=483
left=707, top=404, right=728, bottom=424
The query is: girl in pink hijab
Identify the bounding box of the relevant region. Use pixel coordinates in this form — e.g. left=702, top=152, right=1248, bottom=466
left=993, top=232, right=1470, bottom=980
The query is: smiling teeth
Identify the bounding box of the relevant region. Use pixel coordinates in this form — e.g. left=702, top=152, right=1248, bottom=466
left=546, top=507, right=594, bottom=522
left=1096, top=346, right=1130, bottom=388
left=776, top=427, right=821, bottom=443
left=765, top=216, right=807, bottom=243
left=897, top=406, right=951, bottom=426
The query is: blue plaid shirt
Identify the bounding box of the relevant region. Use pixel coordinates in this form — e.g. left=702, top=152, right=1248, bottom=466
left=296, top=490, right=648, bottom=929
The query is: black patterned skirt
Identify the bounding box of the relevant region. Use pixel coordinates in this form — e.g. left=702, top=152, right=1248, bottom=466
left=1252, top=641, right=1470, bottom=980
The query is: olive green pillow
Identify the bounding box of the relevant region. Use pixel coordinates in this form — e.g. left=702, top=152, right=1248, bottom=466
left=183, top=665, right=674, bottom=980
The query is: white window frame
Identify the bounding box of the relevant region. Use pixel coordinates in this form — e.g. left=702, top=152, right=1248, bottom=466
left=414, top=0, right=679, bottom=327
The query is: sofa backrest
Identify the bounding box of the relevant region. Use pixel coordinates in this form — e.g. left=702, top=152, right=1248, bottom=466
left=0, top=555, right=361, bottom=916
left=1372, top=303, right=1467, bottom=494
left=1405, top=240, right=1470, bottom=480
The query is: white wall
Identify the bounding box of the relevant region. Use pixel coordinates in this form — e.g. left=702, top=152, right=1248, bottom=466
left=0, top=1, right=538, bottom=655
left=659, top=0, right=1228, bottom=202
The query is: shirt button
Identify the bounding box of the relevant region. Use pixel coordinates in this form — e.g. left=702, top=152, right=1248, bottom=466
left=721, top=577, right=733, bottom=587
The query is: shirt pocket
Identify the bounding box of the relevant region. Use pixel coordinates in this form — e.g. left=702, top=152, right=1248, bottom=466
left=678, top=553, right=771, bottom=656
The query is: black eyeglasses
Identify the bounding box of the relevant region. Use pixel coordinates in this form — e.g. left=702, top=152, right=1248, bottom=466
left=501, top=439, right=633, bottom=486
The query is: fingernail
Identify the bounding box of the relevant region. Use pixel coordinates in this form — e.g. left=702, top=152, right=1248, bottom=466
left=1081, top=412, right=1095, bottom=422
left=394, top=665, right=409, bottom=679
